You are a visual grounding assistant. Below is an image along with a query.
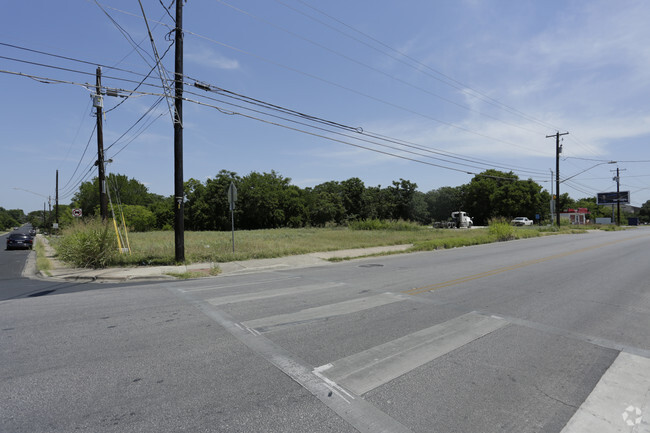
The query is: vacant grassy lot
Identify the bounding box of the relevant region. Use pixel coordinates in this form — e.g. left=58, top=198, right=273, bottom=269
left=94, top=224, right=583, bottom=266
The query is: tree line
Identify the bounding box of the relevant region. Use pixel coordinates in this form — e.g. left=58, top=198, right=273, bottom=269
left=18, top=168, right=636, bottom=232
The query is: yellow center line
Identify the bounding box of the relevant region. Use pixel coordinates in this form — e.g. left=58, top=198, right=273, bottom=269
left=404, top=234, right=648, bottom=296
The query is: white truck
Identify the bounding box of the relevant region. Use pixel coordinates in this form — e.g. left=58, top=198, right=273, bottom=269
left=433, top=211, right=473, bottom=229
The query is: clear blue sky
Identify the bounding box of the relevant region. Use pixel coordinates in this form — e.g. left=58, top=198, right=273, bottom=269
left=2, top=0, right=650, bottom=213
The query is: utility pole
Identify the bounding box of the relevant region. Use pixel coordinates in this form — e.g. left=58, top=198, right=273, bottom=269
left=547, top=131, right=569, bottom=226
left=549, top=169, right=554, bottom=223
left=611, top=167, right=626, bottom=226
left=174, top=0, right=185, bottom=262
left=95, top=66, right=108, bottom=220
left=55, top=170, right=59, bottom=225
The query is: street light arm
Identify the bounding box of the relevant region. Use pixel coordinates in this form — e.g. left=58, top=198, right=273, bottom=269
left=560, top=161, right=616, bottom=184
left=11, top=187, right=49, bottom=199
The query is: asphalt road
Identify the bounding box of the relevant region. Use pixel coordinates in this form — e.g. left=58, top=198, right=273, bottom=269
left=1, top=228, right=649, bottom=432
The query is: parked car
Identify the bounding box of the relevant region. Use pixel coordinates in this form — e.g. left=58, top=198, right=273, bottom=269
left=6, top=233, right=34, bottom=250
left=29, top=228, right=37, bottom=237
left=511, top=217, right=533, bottom=226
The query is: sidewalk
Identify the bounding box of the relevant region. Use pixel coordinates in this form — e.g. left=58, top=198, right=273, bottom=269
left=33, top=236, right=412, bottom=283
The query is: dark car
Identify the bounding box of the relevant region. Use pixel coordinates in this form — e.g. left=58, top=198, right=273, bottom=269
left=6, top=233, right=34, bottom=250
left=29, top=228, right=37, bottom=237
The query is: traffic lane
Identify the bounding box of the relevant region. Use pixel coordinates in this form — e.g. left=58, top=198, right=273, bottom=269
left=0, top=234, right=31, bottom=280
left=0, top=283, right=355, bottom=433
left=365, top=324, right=618, bottom=433
left=176, top=267, right=622, bottom=432
left=413, top=231, right=650, bottom=352
left=269, top=228, right=645, bottom=302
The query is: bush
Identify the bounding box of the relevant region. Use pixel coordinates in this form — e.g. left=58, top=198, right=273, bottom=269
left=348, top=219, right=421, bottom=231
left=56, top=218, right=118, bottom=268
left=488, top=217, right=516, bottom=241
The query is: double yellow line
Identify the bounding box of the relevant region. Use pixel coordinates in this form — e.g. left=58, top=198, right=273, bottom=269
left=404, top=235, right=645, bottom=296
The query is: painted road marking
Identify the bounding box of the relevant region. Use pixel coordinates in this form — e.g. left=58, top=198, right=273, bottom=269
left=179, top=276, right=301, bottom=293
left=241, top=293, right=403, bottom=332
left=207, top=282, right=345, bottom=306
left=406, top=236, right=649, bottom=295
left=560, top=351, right=650, bottom=433
left=317, top=312, right=508, bottom=395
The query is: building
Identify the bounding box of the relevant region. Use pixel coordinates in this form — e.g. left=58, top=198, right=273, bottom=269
left=559, top=208, right=589, bottom=225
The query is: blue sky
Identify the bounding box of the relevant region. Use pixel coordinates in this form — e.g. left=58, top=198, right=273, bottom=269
left=2, top=0, right=650, bottom=213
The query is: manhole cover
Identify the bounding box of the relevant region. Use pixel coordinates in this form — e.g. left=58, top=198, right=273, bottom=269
left=358, top=264, right=384, bottom=268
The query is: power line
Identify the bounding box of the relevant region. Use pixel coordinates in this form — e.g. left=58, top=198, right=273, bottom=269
left=279, top=0, right=564, bottom=132
left=89, top=4, right=551, bottom=156
left=215, top=0, right=547, bottom=137
left=188, top=83, right=548, bottom=178
left=1, top=67, right=549, bottom=182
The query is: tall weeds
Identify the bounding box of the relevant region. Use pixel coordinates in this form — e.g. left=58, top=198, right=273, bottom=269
left=56, top=218, right=118, bottom=268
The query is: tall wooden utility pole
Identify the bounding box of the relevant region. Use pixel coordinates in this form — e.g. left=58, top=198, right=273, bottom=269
left=174, top=0, right=185, bottom=262
left=611, top=167, right=626, bottom=226
left=95, top=67, right=108, bottom=220
left=547, top=131, right=569, bottom=226
left=55, top=170, right=59, bottom=225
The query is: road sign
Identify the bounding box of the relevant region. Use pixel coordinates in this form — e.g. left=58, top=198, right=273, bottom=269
left=597, top=191, right=630, bottom=205
left=227, top=182, right=238, bottom=210
left=72, top=208, right=82, bottom=217
left=227, top=181, right=238, bottom=253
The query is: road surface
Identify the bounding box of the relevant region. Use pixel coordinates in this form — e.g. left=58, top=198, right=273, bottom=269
left=1, top=228, right=649, bottom=432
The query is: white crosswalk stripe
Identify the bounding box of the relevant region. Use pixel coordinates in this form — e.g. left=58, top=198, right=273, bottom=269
left=207, top=281, right=344, bottom=306
left=315, top=312, right=508, bottom=395
left=241, top=292, right=404, bottom=332
left=560, top=351, right=650, bottom=433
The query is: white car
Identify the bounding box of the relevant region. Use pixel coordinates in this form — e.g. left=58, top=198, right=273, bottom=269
left=511, top=217, right=533, bottom=226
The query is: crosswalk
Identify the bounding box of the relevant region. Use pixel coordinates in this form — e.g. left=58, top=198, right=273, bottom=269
left=170, top=275, right=650, bottom=433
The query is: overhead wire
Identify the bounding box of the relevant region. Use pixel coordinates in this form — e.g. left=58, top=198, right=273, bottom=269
left=188, top=83, right=548, bottom=179
left=215, top=0, right=547, bottom=138
left=2, top=66, right=550, bottom=183
left=280, top=0, right=564, bottom=133
left=91, top=3, right=551, bottom=156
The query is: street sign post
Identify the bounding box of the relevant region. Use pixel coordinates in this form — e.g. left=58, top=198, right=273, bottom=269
left=227, top=182, right=237, bottom=253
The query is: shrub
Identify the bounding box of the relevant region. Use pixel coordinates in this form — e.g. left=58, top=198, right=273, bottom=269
left=488, top=217, right=516, bottom=241
left=348, top=219, right=421, bottom=231
left=56, top=218, right=118, bottom=268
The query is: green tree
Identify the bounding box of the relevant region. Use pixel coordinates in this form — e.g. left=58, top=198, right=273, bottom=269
left=409, top=191, right=430, bottom=224
left=148, top=196, right=174, bottom=230
left=72, top=174, right=154, bottom=217
left=425, top=186, right=464, bottom=222
left=119, top=205, right=156, bottom=232
left=463, top=170, right=544, bottom=225
left=309, top=181, right=345, bottom=225
left=184, top=178, right=210, bottom=231
left=463, top=170, right=517, bottom=224
left=0, top=207, right=20, bottom=230
left=341, top=177, right=365, bottom=220
left=203, top=170, right=241, bottom=231
left=389, top=179, right=418, bottom=220
left=306, top=188, right=344, bottom=226
left=238, top=171, right=293, bottom=229
left=640, top=200, right=650, bottom=223
left=361, top=185, right=394, bottom=220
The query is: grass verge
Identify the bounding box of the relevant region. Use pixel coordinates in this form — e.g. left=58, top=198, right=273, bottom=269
left=34, top=237, right=52, bottom=276
left=52, top=222, right=602, bottom=267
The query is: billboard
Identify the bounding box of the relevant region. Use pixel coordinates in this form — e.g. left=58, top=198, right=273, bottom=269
left=597, top=191, right=630, bottom=205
